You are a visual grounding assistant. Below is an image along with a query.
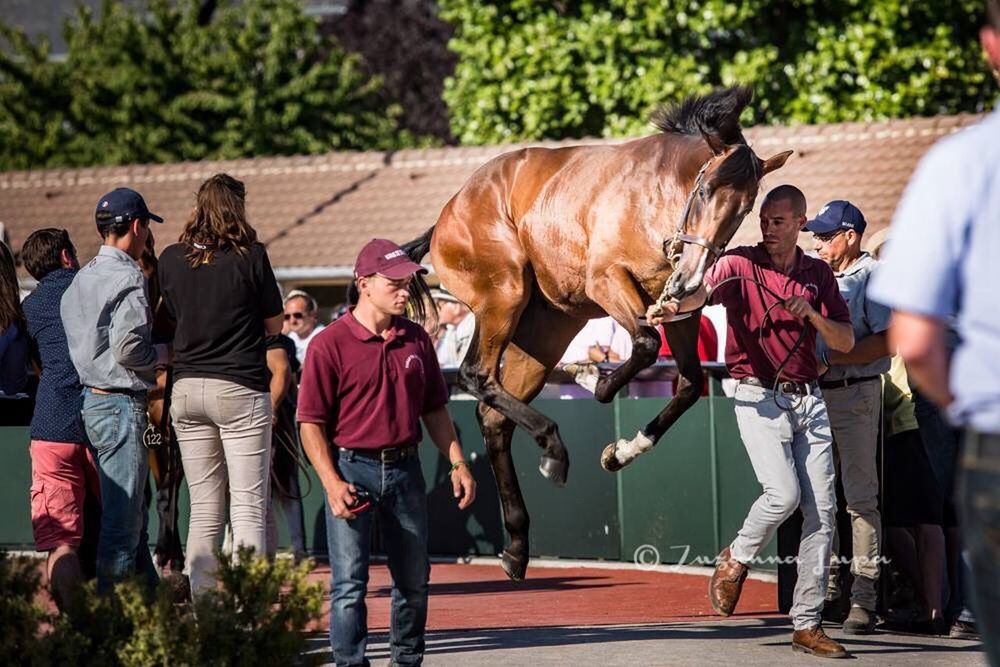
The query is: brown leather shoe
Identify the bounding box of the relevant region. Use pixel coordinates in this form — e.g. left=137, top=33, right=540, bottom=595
left=708, top=547, right=748, bottom=616
left=792, top=626, right=848, bottom=659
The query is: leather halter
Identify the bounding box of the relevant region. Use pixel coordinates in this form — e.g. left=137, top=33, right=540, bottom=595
left=663, top=157, right=728, bottom=267
left=649, top=147, right=761, bottom=325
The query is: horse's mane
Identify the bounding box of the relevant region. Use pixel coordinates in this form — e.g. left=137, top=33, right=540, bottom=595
left=650, top=86, right=752, bottom=146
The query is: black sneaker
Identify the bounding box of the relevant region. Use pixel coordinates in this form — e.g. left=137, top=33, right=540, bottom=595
left=949, top=619, right=979, bottom=640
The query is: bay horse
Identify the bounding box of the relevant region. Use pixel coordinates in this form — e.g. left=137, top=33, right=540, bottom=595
left=402, top=86, right=792, bottom=581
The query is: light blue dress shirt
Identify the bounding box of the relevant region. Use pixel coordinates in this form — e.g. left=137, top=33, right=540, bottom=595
left=819, top=252, right=891, bottom=381
left=868, top=107, right=1000, bottom=434
left=61, top=245, right=159, bottom=392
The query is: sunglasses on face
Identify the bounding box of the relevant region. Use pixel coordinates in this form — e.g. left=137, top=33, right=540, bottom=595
left=814, top=231, right=845, bottom=244
left=284, top=312, right=305, bottom=321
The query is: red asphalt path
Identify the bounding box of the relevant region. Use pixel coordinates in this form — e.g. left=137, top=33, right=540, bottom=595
left=308, top=562, right=779, bottom=632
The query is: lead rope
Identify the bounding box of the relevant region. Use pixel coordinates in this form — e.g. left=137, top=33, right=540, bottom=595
left=651, top=274, right=812, bottom=410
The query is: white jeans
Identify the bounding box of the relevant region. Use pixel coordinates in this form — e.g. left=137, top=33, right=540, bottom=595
left=729, top=382, right=837, bottom=631
left=171, top=377, right=271, bottom=596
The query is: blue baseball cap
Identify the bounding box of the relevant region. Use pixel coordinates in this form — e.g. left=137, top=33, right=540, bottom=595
left=805, top=200, right=866, bottom=235
left=94, top=188, right=163, bottom=227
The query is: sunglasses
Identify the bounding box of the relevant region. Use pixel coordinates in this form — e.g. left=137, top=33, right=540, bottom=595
left=284, top=312, right=305, bottom=321
left=813, top=230, right=846, bottom=244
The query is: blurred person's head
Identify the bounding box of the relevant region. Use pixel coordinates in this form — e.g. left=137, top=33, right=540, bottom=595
left=985, top=0, right=1000, bottom=76
left=284, top=289, right=320, bottom=338
left=330, top=302, right=350, bottom=322
left=865, top=228, right=890, bottom=261
left=94, top=187, right=163, bottom=261
left=20, top=228, right=78, bottom=281
left=0, top=240, right=25, bottom=333
left=806, top=200, right=866, bottom=272
left=180, top=173, right=256, bottom=268
left=430, top=288, right=468, bottom=326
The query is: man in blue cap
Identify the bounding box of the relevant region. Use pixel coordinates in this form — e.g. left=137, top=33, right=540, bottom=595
left=61, top=187, right=168, bottom=593
left=807, top=200, right=891, bottom=634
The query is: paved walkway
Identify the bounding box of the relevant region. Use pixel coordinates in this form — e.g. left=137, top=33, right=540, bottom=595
left=305, top=560, right=984, bottom=665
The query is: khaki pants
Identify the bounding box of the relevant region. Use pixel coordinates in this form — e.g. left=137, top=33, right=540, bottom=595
left=730, top=382, right=837, bottom=631
left=171, top=378, right=272, bottom=596
left=823, top=377, right=882, bottom=611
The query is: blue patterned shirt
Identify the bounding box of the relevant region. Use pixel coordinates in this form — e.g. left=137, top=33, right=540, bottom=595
left=22, top=268, right=86, bottom=444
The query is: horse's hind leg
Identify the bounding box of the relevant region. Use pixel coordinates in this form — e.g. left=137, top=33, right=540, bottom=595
left=478, top=306, right=583, bottom=581
left=456, top=280, right=575, bottom=487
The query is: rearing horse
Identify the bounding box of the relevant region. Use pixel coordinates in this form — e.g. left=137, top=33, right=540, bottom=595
left=403, top=87, right=791, bottom=581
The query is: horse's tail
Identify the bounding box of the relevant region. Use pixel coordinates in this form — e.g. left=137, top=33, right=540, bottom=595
left=401, top=226, right=436, bottom=328
left=402, top=225, right=434, bottom=263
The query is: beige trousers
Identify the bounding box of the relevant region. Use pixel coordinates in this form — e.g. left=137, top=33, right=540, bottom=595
left=823, top=377, right=883, bottom=611
left=171, top=377, right=271, bottom=596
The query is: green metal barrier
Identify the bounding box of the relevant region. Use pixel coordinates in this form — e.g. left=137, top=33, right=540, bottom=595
left=0, top=379, right=773, bottom=570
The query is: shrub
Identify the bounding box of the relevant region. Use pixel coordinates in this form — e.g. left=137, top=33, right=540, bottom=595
left=0, top=547, right=323, bottom=667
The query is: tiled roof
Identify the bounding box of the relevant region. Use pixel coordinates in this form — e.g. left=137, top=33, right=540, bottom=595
left=0, top=113, right=983, bottom=283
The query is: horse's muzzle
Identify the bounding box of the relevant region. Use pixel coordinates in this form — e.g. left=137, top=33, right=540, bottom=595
left=664, top=267, right=703, bottom=302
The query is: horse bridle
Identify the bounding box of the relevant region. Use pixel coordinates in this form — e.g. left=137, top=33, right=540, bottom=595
left=662, top=158, right=728, bottom=269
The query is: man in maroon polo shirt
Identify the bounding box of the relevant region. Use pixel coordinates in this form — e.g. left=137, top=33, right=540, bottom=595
left=298, top=238, right=476, bottom=666
left=649, top=185, right=854, bottom=658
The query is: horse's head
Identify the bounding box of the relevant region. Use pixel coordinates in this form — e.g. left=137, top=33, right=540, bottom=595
left=662, top=140, right=792, bottom=301
left=651, top=86, right=794, bottom=301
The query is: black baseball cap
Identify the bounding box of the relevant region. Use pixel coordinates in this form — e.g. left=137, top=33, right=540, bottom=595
left=95, top=188, right=163, bottom=227
left=805, top=200, right=866, bottom=235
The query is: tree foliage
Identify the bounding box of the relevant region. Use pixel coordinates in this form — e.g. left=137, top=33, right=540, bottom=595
left=0, top=0, right=414, bottom=171
left=322, top=0, right=458, bottom=143
left=439, top=0, right=994, bottom=144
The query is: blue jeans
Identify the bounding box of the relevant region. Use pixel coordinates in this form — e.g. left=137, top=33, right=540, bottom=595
left=81, top=390, right=158, bottom=593
left=959, top=431, right=1000, bottom=663
left=325, top=450, right=429, bottom=667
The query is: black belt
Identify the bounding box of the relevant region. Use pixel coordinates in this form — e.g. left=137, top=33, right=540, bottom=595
left=87, top=386, right=147, bottom=398
left=818, top=375, right=881, bottom=390
left=337, top=444, right=418, bottom=464
left=739, top=376, right=818, bottom=396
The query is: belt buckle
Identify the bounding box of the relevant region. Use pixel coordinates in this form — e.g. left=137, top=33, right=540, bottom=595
left=779, top=381, right=803, bottom=395
left=380, top=447, right=401, bottom=463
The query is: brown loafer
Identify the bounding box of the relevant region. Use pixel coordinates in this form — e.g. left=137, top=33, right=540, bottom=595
left=709, top=546, right=748, bottom=616
left=792, top=625, right=848, bottom=659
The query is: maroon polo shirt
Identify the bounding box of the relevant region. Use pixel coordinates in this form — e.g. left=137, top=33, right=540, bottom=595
left=705, top=244, right=851, bottom=382
left=296, top=310, right=449, bottom=450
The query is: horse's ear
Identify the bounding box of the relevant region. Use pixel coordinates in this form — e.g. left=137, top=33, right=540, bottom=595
left=761, top=150, right=794, bottom=175
left=701, top=130, right=727, bottom=156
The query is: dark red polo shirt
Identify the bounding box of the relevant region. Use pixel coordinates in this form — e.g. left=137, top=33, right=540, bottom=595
left=705, top=244, right=851, bottom=382
left=296, top=310, right=449, bottom=450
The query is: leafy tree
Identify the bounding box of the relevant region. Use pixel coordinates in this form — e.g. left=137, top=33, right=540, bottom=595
left=323, top=0, right=458, bottom=143
left=439, top=0, right=994, bottom=144
left=0, top=0, right=414, bottom=170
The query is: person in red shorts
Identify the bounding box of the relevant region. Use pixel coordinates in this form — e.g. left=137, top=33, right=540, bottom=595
left=20, top=228, right=101, bottom=610
left=298, top=238, right=476, bottom=666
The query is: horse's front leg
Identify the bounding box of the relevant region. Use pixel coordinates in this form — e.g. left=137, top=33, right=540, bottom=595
left=585, top=267, right=661, bottom=403
left=601, top=312, right=704, bottom=472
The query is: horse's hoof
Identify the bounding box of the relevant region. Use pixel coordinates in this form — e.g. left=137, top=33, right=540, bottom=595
left=539, top=455, right=569, bottom=487
left=500, top=550, right=527, bottom=582
left=601, top=442, right=625, bottom=472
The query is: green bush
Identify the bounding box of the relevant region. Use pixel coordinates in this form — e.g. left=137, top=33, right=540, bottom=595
left=0, top=552, right=46, bottom=664
left=0, top=548, right=324, bottom=667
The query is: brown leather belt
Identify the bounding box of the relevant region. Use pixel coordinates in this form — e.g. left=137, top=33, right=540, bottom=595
left=739, top=376, right=818, bottom=396
left=337, top=444, right=418, bottom=464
